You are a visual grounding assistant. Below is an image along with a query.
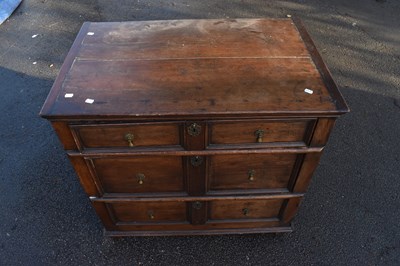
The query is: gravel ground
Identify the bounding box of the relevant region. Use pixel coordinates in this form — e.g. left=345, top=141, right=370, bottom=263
left=0, top=0, right=399, bottom=265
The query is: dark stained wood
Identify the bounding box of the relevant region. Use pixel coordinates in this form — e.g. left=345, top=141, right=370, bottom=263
left=186, top=156, right=207, bottom=196
left=90, top=193, right=303, bottom=202
left=209, top=153, right=298, bottom=191
left=106, top=223, right=292, bottom=237
left=51, top=121, right=78, bottom=150
left=108, top=201, right=187, bottom=223
left=184, top=121, right=207, bottom=150
left=292, top=17, right=349, bottom=113
left=209, top=119, right=314, bottom=147
left=71, top=122, right=181, bottom=150
left=92, top=202, right=118, bottom=230
left=80, top=19, right=309, bottom=59
left=41, top=18, right=348, bottom=236
left=209, top=199, right=284, bottom=220
left=188, top=201, right=208, bottom=225
left=40, top=19, right=349, bottom=120
left=67, top=156, right=101, bottom=196
left=281, top=197, right=302, bottom=224
left=67, top=147, right=324, bottom=157
left=40, top=22, right=90, bottom=116
left=292, top=153, right=322, bottom=193
left=43, top=58, right=336, bottom=118
left=309, top=118, right=336, bottom=146
left=88, top=156, right=184, bottom=194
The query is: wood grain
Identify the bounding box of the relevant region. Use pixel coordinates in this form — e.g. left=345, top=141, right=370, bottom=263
left=209, top=153, right=298, bottom=191
left=40, top=18, right=348, bottom=119
left=210, top=119, right=313, bottom=146
left=71, top=122, right=181, bottom=150
left=209, top=199, right=284, bottom=220
left=89, top=156, right=184, bottom=194
left=80, top=19, right=309, bottom=59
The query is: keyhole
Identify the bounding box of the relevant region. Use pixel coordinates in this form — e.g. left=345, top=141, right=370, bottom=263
left=190, top=156, right=203, bottom=166
left=188, top=123, right=201, bottom=136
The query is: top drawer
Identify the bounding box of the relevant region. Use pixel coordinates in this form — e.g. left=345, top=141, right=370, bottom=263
left=209, top=119, right=316, bottom=148
left=70, top=122, right=181, bottom=150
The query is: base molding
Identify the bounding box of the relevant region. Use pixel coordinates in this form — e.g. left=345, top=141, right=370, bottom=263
left=104, top=225, right=293, bottom=237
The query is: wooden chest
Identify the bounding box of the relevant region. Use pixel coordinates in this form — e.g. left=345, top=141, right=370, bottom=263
left=40, top=18, right=349, bottom=236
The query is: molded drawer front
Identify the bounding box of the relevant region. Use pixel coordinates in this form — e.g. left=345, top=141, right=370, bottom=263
left=89, top=156, right=184, bottom=194
left=209, top=154, right=298, bottom=191
left=209, top=119, right=314, bottom=147
left=108, top=201, right=187, bottom=223
left=209, top=199, right=284, bottom=220
left=71, top=123, right=181, bottom=149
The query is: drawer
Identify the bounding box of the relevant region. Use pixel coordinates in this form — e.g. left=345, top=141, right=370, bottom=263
left=88, top=156, right=184, bottom=194
left=71, top=122, right=181, bottom=150
left=209, top=198, right=284, bottom=220
left=209, top=119, right=315, bottom=147
left=107, top=201, right=187, bottom=223
left=209, top=154, right=298, bottom=192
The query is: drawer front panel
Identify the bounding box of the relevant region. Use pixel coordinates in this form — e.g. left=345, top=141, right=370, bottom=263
left=72, top=123, right=181, bottom=149
left=209, top=199, right=284, bottom=220
left=209, top=154, right=298, bottom=191
left=108, top=201, right=187, bottom=223
left=209, top=120, right=314, bottom=146
left=90, top=156, right=184, bottom=193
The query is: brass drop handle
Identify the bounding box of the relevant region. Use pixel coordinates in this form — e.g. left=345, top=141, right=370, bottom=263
left=147, top=210, right=154, bottom=219
left=124, top=133, right=134, bottom=147
left=242, top=208, right=249, bottom=216
left=254, top=129, right=264, bottom=143
left=136, top=173, right=145, bottom=185
left=248, top=169, right=255, bottom=181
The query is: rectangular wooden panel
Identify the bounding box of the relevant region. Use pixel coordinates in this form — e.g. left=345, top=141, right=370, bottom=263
left=209, top=154, right=298, bottom=192
left=80, top=19, right=309, bottom=59
left=108, top=201, right=187, bottom=223
left=71, top=123, right=181, bottom=150
left=88, top=156, right=184, bottom=194
left=51, top=58, right=335, bottom=118
left=209, top=119, right=314, bottom=147
left=209, top=199, right=284, bottom=220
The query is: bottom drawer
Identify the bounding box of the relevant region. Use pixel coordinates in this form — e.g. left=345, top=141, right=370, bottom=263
left=92, top=196, right=301, bottom=235
left=108, top=201, right=187, bottom=223
left=209, top=198, right=284, bottom=220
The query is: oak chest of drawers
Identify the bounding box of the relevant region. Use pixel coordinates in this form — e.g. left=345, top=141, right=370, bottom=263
left=40, top=18, right=349, bottom=236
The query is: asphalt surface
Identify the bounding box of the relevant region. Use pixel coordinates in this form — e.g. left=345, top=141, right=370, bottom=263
left=0, top=0, right=399, bottom=265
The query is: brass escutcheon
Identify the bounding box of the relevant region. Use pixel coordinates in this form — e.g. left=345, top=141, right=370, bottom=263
left=124, top=133, right=134, bottom=147
left=187, top=123, right=201, bottom=136
left=254, top=129, right=265, bottom=143
left=190, top=156, right=203, bottom=167
left=192, top=201, right=202, bottom=210
left=248, top=169, right=255, bottom=181
left=136, top=173, right=145, bottom=185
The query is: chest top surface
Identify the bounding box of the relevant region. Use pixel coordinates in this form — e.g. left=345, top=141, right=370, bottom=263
left=40, top=18, right=348, bottom=119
